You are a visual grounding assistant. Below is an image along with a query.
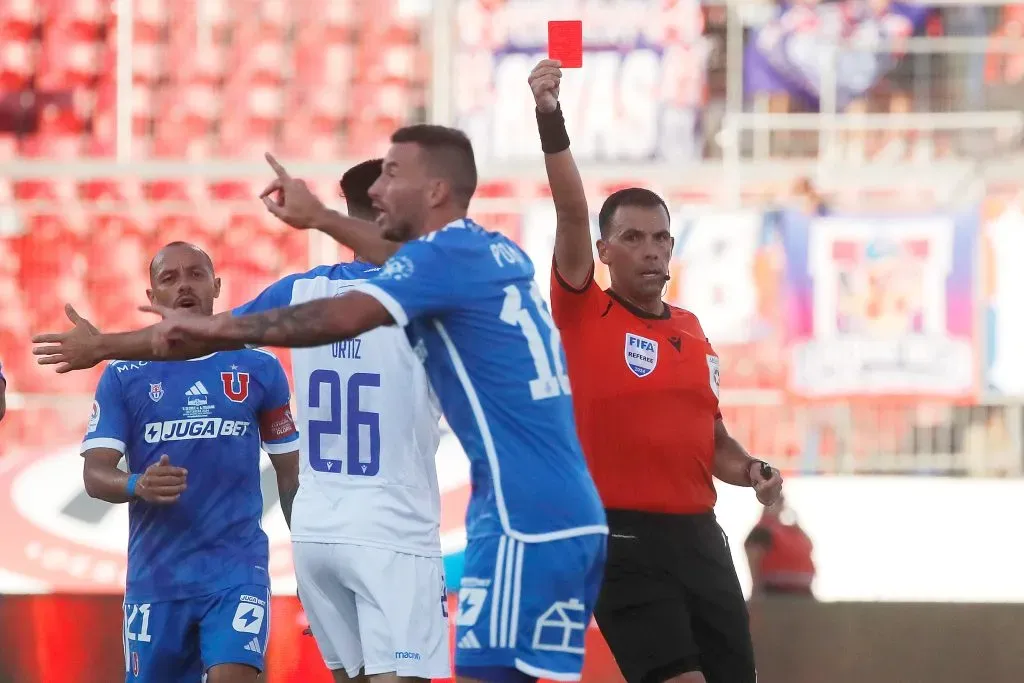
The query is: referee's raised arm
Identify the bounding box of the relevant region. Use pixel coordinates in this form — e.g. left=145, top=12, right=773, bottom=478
left=529, top=59, right=592, bottom=290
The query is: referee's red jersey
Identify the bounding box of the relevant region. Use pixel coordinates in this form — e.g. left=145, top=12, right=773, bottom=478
left=551, top=264, right=722, bottom=515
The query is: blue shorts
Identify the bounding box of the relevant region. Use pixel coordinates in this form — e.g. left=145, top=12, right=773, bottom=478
left=454, top=533, right=606, bottom=681
left=122, top=583, right=270, bottom=682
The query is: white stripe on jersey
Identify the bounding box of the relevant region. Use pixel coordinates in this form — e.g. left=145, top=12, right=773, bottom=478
left=432, top=321, right=609, bottom=544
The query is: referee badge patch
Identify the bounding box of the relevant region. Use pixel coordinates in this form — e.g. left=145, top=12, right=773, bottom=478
left=625, top=333, right=658, bottom=377
left=707, top=354, right=721, bottom=398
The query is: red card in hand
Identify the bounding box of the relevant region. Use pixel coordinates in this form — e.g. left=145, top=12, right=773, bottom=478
left=548, top=20, right=583, bottom=68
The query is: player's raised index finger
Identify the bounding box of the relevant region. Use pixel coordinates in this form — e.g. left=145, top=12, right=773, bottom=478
left=264, top=152, right=291, bottom=179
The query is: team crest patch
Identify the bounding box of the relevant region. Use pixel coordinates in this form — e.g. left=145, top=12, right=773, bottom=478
left=624, top=333, right=658, bottom=378
left=221, top=371, right=250, bottom=403
left=87, top=400, right=100, bottom=433
left=148, top=383, right=164, bottom=402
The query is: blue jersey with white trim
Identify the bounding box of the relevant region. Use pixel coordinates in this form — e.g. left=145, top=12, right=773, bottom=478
left=81, top=350, right=299, bottom=603
left=234, top=262, right=443, bottom=557
left=356, top=219, right=607, bottom=542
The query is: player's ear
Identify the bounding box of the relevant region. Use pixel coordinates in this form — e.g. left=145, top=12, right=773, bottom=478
left=145, top=288, right=155, bottom=304
left=213, top=276, right=222, bottom=299
left=596, top=238, right=611, bottom=266
left=426, top=178, right=447, bottom=209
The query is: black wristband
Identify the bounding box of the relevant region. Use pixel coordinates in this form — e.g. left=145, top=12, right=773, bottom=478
left=536, top=104, right=570, bottom=154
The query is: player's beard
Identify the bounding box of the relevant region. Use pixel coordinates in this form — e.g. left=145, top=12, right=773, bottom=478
left=382, top=215, right=417, bottom=243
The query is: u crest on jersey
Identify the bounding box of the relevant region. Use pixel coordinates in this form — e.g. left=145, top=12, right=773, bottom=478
left=624, top=333, right=658, bottom=378
left=221, top=371, right=250, bottom=403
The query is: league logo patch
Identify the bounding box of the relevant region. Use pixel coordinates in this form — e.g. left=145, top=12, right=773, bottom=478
left=624, top=333, right=658, bottom=378
left=148, top=383, right=164, bottom=402
left=707, top=354, right=721, bottom=398
left=221, top=371, right=250, bottom=403
left=380, top=255, right=414, bottom=281
left=87, top=400, right=100, bottom=433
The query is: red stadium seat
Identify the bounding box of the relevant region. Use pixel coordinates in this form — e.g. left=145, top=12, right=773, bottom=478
left=37, top=33, right=101, bottom=89
left=0, top=135, right=17, bottom=161
left=132, top=43, right=165, bottom=85
left=295, top=0, right=355, bottom=41
left=172, top=42, right=227, bottom=86
left=0, top=0, right=38, bottom=40
left=45, top=0, right=110, bottom=41
left=0, top=39, right=36, bottom=90
left=134, top=0, right=169, bottom=44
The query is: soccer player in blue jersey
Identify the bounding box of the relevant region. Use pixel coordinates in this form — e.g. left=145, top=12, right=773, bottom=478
left=129, top=126, right=609, bottom=683
left=33, top=162, right=452, bottom=683
left=75, top=242, right=300, bottom=683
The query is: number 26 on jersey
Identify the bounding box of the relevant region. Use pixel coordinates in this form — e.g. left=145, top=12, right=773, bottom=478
left=308, top=370, right=381, bottom=476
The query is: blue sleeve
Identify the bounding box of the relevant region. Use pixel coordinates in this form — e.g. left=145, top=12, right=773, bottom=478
left=81, top=365, right=130, bottom=456
left=232, top=275, right=299, bottom=316
left=353, top=239, right=464, bottom=325
left=256, top=352, right=300, bottom=454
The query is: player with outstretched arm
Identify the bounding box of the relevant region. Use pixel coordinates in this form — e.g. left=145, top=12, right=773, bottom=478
left=79, top=242, right=300, bottom=683
left=42, top=125, right=609, bottom=683
left=34, top=160, right=451, bottom=683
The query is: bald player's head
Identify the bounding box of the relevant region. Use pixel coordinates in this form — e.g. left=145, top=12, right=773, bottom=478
left=340, top=159, right=383, bottom=221
left=147, top=241, right=221, bottom=316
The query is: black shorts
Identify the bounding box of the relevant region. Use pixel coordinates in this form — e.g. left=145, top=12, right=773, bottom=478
left=595, top=509, right=756, bottom=683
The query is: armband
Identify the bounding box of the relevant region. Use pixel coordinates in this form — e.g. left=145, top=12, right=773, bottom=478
left=126, top=473, right=141, bottom=498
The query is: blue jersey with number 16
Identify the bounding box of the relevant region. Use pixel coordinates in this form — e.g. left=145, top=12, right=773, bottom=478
left=355, top=219, right=607, bottom=543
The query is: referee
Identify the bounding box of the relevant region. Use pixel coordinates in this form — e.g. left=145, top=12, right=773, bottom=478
left=529, top=59, right=783, bottom=683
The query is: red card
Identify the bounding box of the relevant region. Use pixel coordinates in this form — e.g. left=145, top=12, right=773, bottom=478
left=548, top=20, right=583, bottom=68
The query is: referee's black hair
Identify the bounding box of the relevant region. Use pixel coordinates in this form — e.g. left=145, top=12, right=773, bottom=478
left=340, top=158, right=383, bottom=220
left=391, top=124, right=478, bottom=208
left=598, top=187, right=671, bottom=238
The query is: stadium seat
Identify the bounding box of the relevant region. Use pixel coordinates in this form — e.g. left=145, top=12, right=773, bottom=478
left=133, top=0, right=169, bottom=44
left=46, top=0, right=110, bottom=41
left=0, top=0, right=38, bottom=41
left=37, top=32, right=101, bottom=89
left=0, top=38, right=36, bottom=91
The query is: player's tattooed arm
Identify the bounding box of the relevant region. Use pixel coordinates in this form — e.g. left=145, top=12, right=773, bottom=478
left=32, top=306, right=239, bottom=373
left=529, top=59, right=593, bottom=290
left=157, top=293, right=394, bottom=349
left=269, top=451, right=299, bottom=529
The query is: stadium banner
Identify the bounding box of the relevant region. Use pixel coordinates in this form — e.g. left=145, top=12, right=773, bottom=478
left=0, top=435, right=472, bottom=594
left=779, top=210, right=978, bottom=400
left=452, top=0, right=710, bottom=164
left=744, top=1, right=930, bottom=110
left=981, top=199, right=1024, bottom=396
left=520, top=203, right=785, bottom=391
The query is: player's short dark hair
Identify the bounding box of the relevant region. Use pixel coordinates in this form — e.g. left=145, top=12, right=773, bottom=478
left=340, top=158, right=383, bottom=219
left=391, top=124, right=477, bottom=207
left=149, top=241, right=215, bottom=280
left=597, top=187, right=671, bottom=238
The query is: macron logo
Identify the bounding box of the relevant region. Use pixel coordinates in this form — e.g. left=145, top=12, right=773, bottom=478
left=185, top=381, right=209, bottom=397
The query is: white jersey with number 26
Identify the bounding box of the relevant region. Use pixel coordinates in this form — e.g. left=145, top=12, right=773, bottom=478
left=233, top=261, right=443, bottom=557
